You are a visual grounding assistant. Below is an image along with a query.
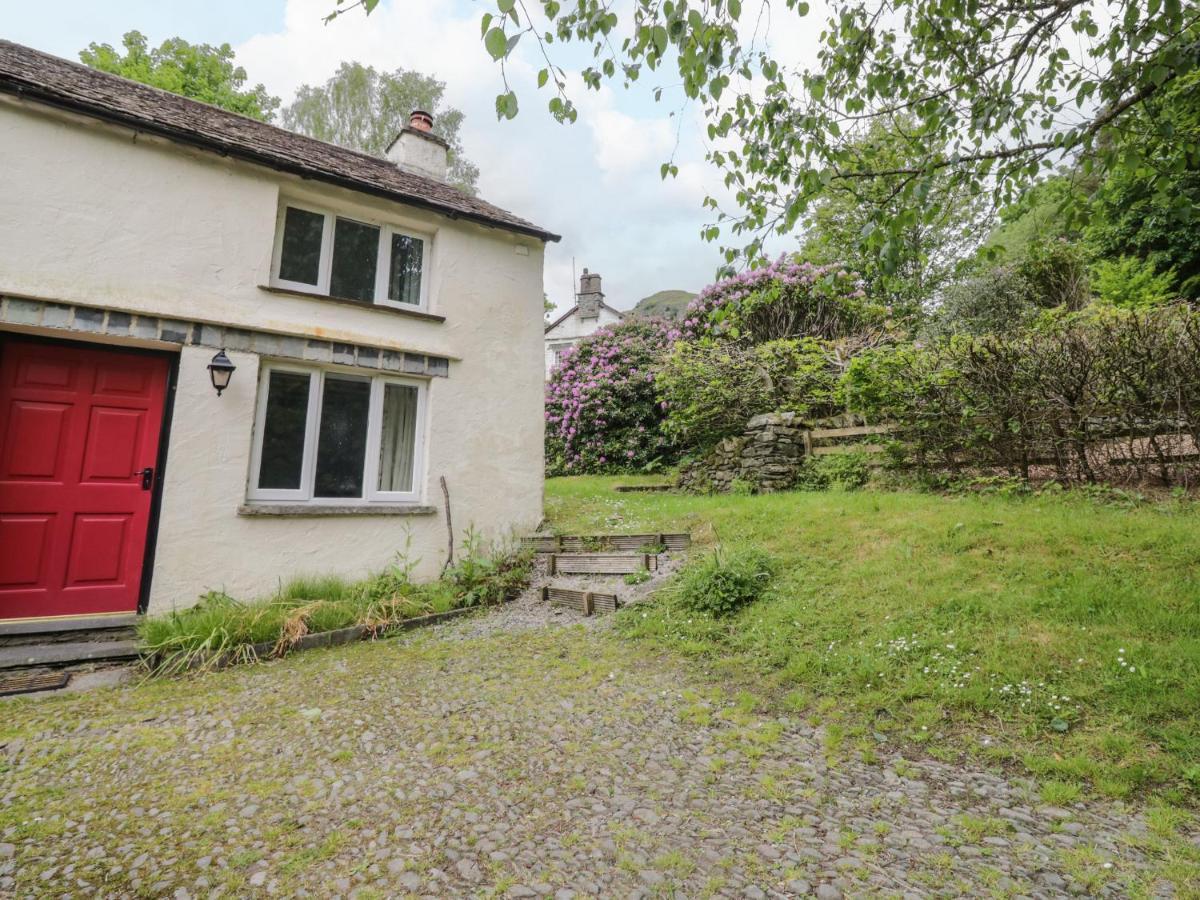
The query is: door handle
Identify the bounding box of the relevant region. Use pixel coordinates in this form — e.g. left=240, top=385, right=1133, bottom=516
left=139, top=467, right=154, bottom=490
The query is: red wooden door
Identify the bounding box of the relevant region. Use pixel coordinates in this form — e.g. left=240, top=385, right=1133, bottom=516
left=0, top=338, right=170, bottom=620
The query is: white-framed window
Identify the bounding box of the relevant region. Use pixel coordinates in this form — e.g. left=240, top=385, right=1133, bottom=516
left=270, top=200, right=430, bottom=310
left=247, top=363, right=427, bottom=505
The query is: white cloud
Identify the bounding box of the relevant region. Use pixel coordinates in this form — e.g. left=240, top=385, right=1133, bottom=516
left=236, top=0, right=730, bottom=312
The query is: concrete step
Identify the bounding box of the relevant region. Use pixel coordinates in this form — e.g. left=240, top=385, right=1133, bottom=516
left=0, top=639, right=140, bottom=671
left=547, top=553, right=659, bottom=575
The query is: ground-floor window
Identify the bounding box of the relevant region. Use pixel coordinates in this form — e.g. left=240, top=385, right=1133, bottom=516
left=248, top=363, right=426, bottom=504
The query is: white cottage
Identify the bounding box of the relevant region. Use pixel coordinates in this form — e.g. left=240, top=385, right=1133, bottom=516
left=544, top=269, right=624, bottom=377
left=0, top=41, right=558, bottom=628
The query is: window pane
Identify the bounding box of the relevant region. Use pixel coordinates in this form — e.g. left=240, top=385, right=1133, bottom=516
left=258, top=371, right=310, bottom=490
left=329, top=218, right=380, bottom=302
left=314, top=377, right=370, bottom=498
left=388, top=233, right=424, bottom=305
left=278, top=207, right=324, bottom=285
left=378, top=383, right=419, bottom=493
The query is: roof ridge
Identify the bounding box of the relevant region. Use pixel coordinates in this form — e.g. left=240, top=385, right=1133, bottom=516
left=0, top=39, right=560, bottom=243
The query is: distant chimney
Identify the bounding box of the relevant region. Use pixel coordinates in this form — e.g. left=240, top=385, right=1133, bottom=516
left=384, top=109, right=448, bottom=181
left=577, top=268, right=604, bottom=319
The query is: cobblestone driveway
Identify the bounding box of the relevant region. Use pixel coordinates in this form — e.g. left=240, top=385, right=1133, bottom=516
left=0, top=598, right=1172, bottom=898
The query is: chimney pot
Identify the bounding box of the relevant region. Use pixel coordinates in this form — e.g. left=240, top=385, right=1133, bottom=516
left=384, top=112, right=449, bottom=181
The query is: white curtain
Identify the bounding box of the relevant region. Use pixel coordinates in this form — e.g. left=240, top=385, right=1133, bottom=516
left=379, top=384, right=418, bottom=492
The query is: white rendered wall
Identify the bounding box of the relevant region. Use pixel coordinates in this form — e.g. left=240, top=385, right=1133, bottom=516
left=0, top=98, right=548, bottom=613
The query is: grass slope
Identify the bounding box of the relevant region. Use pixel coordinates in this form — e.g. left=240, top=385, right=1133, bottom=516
left=546, top=476, right=1200, bottom=798
left=631, top=289, right=697, bottom=320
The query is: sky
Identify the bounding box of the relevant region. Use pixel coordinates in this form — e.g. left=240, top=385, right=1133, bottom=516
left=4, top=0, right=823, bottom=314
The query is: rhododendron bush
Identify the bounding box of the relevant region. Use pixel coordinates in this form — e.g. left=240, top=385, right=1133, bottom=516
left=545, top=318, right=680, bottom=475
left=682, top=256, right=884, bottom=344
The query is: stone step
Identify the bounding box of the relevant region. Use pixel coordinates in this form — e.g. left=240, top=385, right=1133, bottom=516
left=542, top=586, right=620, bottom=615
left=523, top=533, right=690, bottom=554
left=0, top=614, right=140, bottom=648
left=547, top=553, right=659, bottom=576
left=0, top=639, right=140, bottom=671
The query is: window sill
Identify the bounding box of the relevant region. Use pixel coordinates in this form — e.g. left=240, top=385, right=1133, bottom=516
left=237, top=503, right=438, bottom=518
left=259, top=284, right=446, bottom=323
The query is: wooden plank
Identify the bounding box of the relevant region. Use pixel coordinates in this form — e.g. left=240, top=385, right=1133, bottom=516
left=523, top=533, right=690, bottom=553
left=808, top=424, right=896, bottom=440
left=545, top=586, right=620, bottom=615
left=549, top=553, right=656, bottom=575
left=591, top=593, right=621, bottom=614
left=812, top=443, right=887, bottom=456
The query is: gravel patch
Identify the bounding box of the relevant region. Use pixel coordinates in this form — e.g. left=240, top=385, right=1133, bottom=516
left=0, top=582, right=1183, bottom=898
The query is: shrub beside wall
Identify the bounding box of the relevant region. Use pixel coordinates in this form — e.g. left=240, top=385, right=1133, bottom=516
left=656, top=338, right=840, bottom=449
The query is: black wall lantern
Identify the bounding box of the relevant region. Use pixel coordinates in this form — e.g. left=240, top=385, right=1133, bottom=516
left=207, top=349, right=236, bottom=397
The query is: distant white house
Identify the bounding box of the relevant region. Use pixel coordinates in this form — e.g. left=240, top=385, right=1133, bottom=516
left=544, top=269, right=625, bottom=377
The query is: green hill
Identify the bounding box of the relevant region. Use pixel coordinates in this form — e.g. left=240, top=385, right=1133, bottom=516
left=630, top=289, right=696, bottom=320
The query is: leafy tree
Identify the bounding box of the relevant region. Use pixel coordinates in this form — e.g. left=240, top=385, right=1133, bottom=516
left=1092, top=257, right=1179, bottom=308
left=80, top=30, right=279, bottom=121
left=800, top=121, right=984, bottom=317
left=681, top=256, right=885, bottom=344
left=981, top=175, right=1092, bottom=261
left=1084, top=72, right=1200, bottom=300
left=330, top=0, right=1200, bottom=270
left=657, top=338, right=839, bottom=450
left=281, top=62, right=480, bottom=193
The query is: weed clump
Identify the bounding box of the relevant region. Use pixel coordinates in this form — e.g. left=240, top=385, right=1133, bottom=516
left=139, top=530, right=532, bottom=674
left=673, top=546, right=775, bottom=617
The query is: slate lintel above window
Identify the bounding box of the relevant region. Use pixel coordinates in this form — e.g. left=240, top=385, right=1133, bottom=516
left=258, top=284, right=446, bottom=323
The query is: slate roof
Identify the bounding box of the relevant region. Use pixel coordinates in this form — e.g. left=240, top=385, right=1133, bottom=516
left=0, top=40, right=560, bottom=243
left=544, top=301, right=626, bottom=333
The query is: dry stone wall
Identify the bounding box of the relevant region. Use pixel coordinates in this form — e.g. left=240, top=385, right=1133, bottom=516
left=677, top=412, right=868, bottom=493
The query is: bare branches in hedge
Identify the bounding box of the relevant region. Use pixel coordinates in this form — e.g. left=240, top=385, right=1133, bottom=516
left=843, top=306, right=1200, bottom=487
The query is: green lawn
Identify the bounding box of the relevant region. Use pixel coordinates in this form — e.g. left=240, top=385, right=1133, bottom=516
left=546, top=476, right=1200, bottom=800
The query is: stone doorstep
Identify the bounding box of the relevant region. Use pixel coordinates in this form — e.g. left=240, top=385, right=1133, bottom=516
left=0, top=613, right=140, bottom=637
left=0, top=640, right=140, bottom=671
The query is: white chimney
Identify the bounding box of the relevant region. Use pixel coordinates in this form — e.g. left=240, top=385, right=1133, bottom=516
left=384, top=110, right=449, bottom=182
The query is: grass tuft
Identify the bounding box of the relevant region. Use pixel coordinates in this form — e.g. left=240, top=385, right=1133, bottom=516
left=138, top=540, right=532, bottom=675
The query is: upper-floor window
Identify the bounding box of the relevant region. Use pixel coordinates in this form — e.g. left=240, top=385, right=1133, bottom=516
left=271, top=201, right=429, bottom=310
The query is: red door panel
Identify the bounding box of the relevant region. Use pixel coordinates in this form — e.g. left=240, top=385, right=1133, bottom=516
left=0, top=339, right=170, bottom=619
left=3, top=401, right=70, bottom=478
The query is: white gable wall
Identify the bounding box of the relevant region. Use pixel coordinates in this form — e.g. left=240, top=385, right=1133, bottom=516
left=0, top=96, right=547, bottom=614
